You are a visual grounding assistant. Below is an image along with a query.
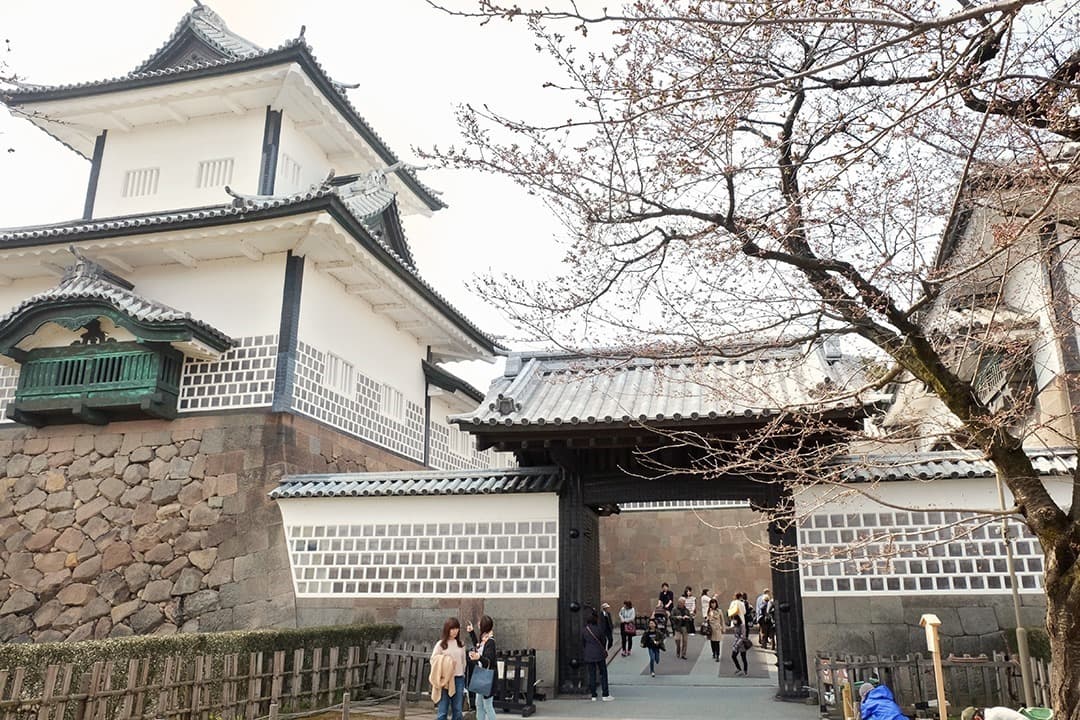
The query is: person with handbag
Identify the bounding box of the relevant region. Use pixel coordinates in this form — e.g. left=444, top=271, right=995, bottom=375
left=705, top=597, right=724, bottom=661
left=730, top=614, right=750, bottom=676
left=467, top=615, right=498, bottom=720
left=671, top=597, right=693, bottom=659
left=431, top=617, right=467, bottom=720
left=582, top=609, right=613, bottom=701
left=618, top=600, right=636, bottom=657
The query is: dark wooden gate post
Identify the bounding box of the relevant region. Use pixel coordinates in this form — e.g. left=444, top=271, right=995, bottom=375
left=557, top=470, right=600, bottom=694
left=769, top=509, right=810, bottom=699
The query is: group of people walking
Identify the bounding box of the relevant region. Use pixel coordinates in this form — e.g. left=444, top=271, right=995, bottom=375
left=614, top=583, right=778, bottom=677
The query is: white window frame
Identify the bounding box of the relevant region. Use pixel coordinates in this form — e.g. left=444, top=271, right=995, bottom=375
left=379, top=383, right=405, bottom=421
left=323, top=353, right=355, bottom=396
left=121, top=167, right=160, bottom=198
left=196, top=157, right=235, bottom=188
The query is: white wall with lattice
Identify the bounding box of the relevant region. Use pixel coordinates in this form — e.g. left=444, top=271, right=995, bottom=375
left=278, top=493, right=559, bottom=597
left=796, top=477, right=1067, bottom=596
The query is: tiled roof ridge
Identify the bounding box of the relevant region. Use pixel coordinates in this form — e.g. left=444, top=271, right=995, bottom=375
left=0, top=192, right=503, bottom=353
left=835, top=447, right=1076, bottom=481
left=269, top=467, right=561, bottom=499
left=505, top=343, right=820, bottom=370
left=132, top=3, right=263, bottom=74
left=3, top=39, right=445, bottom=211
left=0, top=255, right=233, bottom=347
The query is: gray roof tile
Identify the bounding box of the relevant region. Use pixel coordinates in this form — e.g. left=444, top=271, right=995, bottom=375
left=0, top=185, right=502, bottom=354
left=133, top=5, right=263, bottom=73
left=453, top=346, right=878, bottom=429
left=270, top=466, right=562, bottom=499
left=838, top=448, right=1076, bottom=481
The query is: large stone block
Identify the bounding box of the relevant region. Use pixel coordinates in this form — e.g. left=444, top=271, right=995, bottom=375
left=44, top=491, right=74, bottom=511
left=123, top=563, right=151, bottom=592
left=56, top=583, right=96, bottom=606
left=128, top=605, right=164, bottom=633
left=171, top=568, right=203, bottom=596
left=150, top=479, right=182, bottom=504
left=142, top=579, right=173, bottom=603
left=1, top=589, right=36, bottom=615
left=119, top=482, right=152, bottom=508
left=25, top=528, right=59, bottom=552
left=101, top=542, right=134, bottom=571
left=94, top=434, right=123, bottom=458
left=14, top=489, right=46, bottom=513
left=72, top=556, right=102, bottom=583
left=99, top=477, right=127, bottom=503
left=75, top=496, right=110, bottom=523
left=958, top=606, right=1000, bottom=636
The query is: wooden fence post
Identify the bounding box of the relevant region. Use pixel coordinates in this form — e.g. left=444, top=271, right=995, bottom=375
left=398, top=681, right=407, bottom=720
left=341, top=691, right=350, bottom=720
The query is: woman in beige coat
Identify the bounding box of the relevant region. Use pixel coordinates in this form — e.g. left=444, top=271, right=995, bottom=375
left=706, top=597, right=725, bottom=661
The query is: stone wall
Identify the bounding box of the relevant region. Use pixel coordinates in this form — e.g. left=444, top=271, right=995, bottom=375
left=0, top=412, right=419, bottom=643
left=598, top=508, right=772, bottom=615
left=803, top=593, right=1047, bottom=662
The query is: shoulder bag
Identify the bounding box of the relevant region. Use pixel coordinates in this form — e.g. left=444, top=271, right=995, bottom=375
left=467, top=640, right=494, bottom=696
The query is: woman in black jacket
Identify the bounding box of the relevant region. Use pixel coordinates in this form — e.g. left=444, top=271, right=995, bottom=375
left=468, top=615, right=499, bottom=720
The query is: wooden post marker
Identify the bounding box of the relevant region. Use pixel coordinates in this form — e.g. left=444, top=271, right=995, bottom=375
left=920, top=613, right=947, bottom=720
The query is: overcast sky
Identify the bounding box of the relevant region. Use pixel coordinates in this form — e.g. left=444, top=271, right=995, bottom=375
left=0, top=1, right=601, bottom=387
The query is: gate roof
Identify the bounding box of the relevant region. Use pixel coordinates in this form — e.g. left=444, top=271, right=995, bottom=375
left=270, top=466, right=562, bottom=499
left=452, top=344, right=881, bottom=440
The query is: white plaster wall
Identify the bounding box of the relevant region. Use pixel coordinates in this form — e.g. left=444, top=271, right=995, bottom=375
left=297, top=265, right=426, bottom=399
left=0, top=277, right=59, bottom=317
left=128, top=254, right=286, bottom=338
left=276, top=113, right=332, bottom=194
left=795, top=475, right=1072, bottom=515
left=94, top=110, right=265, bottom=217
left=278, top=493, right=558, bottom=526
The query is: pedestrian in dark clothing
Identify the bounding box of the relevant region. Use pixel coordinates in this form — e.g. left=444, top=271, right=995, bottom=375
left=618, top=600, right=636, bottom=656
left=640, top=618, right=665, bottom=677
left=730, top=615, right=749, bottom=675
left=599, top=602, right=615, bottom=651
left=467, top=615, right=499, bottom=720
left=582, top=609, right=613, bottom=701
left=671, top=597, right=693, bottom=659
left=659, top=583, right=674, bottom=613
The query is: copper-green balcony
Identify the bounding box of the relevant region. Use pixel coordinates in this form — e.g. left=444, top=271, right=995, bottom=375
left=8, top=342, right=183, bottom=426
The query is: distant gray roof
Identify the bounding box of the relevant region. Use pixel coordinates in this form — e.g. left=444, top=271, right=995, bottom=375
left=270, top=467, right=563, bottom=499
left=839, top=448, right=1076, bottom=482
left=0, top=258, right=233, bottom=349
left=133, top=5, right=262, bottom=73
left=452, top=345, right=878, bottom=429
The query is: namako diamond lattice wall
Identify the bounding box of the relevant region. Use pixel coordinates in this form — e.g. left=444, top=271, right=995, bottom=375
left=277, top=494, right=560, bottom=598
left=798, top=510, right=1044, bottom=595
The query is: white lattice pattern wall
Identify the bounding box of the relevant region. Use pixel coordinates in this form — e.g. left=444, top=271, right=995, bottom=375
left=178, top=334, right=278, bottom=411
left=0, top=366, right=18, bottom=423
left=292, top=341, right=425, bottom=461
left=429, top=422, right=515, bottom=470
left=278, top=494, right=559, bottom=598
left=799, top=509, right=1044, bottom=595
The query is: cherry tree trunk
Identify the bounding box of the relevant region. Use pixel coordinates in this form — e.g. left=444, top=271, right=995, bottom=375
left=1046, top=566, right=1080, bottom=719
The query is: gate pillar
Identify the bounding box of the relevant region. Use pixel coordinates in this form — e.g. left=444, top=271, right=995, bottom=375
left=557, top=471, right=600, bottom=694
left=770, top=513, right=810, bottom=699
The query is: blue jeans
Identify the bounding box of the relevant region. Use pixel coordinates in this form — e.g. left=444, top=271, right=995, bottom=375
left=648, top=647, right=660, bottom=673
left=586, top=660, right=609, bottom=698
left=475, top=691, right=496, bottom=720
left=436, top=676, right=465, bottom=720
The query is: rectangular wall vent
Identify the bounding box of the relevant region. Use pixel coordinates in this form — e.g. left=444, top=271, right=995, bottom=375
left=324, top=353, right=355, bottom=396
left=196, top=158, right=234, bottom=189
left=277, top=153, right=303, bottom=192
left=121, top=167, right=160, bottom=198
